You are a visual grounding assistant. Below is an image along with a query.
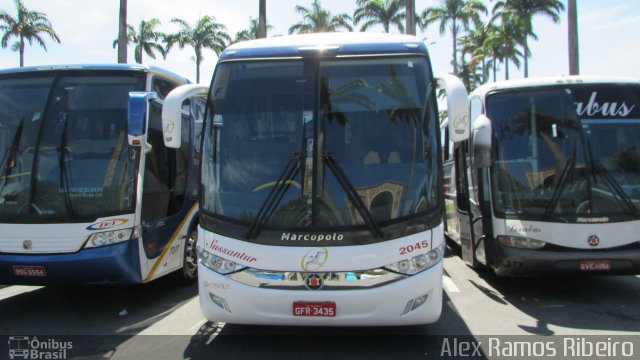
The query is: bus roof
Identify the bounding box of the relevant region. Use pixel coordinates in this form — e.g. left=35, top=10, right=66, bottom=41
left=0, top=63, right=191, bottom=84
left=471, top=75, right=640, bottom=99
left=219, top=32, right=430, bottom=61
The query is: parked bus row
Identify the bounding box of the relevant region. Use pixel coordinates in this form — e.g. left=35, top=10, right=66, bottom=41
left=1, top=32, right=638, bottom=327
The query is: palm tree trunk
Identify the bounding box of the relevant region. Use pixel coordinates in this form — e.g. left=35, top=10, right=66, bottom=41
left=451, top=22, right=458, bottom=74
left=195, top=57, right=201, bottom=83
left=523, top=39, right=529, bottom=78
left=482, top=57, right=486, bottom=84
left=117, top=0, right=128, bottom=63
left=405, top=0, right=416, bottom=35
left=258, top=0, right=267, bottom=38
left=568, top=0, right=579, bottom=75
left=504, top=55, right=509, bottom=80
left=493, top=58, right=497, bottom=82
left=19, top=36, right=24, bottom=67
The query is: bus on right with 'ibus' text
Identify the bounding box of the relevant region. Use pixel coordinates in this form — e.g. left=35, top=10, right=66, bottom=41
left=442, top=76, right=640, bottom=276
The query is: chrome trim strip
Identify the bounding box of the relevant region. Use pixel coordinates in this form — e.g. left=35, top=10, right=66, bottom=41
left=227, top=268, right=406, bottom=290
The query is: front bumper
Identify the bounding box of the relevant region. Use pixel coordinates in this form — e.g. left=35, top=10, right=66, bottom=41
left=0, top=240, right=142, bottom=285
left=494, top=242, right=640, bottom=276
left=198, top=261, right=444, bottom=326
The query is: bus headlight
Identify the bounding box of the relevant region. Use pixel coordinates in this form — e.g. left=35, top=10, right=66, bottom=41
left=385, top=243, right=445, bottom=275
left=197, top=245, right=246, bottom=275
left=497, top=235, right=546, bottom=249
left=85, top=228, right=135, bottom=248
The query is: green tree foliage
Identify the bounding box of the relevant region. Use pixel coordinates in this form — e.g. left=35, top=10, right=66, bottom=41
left=166, top=16, right=230, bottom=83
left=421, top=0, right=487, bottom=75
left=353, top=0, right=405, bottom=33
left=233, top=17, right=275, bottom=43
left=112, top=18, right=165, bottom=64
left=0, top=0, right=60, bottom=67
left=492, top=0, right=564, bottom=78
left=484, top=14, right=523, bottom=81
left=288, top=0, right=353, bottom=34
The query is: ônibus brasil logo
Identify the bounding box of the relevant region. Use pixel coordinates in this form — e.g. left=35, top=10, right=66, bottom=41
left=8, top=336, right=72, bottom=360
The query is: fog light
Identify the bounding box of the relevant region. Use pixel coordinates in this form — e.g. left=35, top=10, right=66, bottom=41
left=209, top=292, right=231, bottom=313
left=411, top=293, right=428, bottom=311
left=402, top=293, right=429, bottom=315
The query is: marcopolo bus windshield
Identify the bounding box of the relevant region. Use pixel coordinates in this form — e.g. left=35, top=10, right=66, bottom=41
left=201, top=56, right=441, bottom=244
left=0, top=71, right=145, bottom=222
left=488, top=84, right=640, bottom=222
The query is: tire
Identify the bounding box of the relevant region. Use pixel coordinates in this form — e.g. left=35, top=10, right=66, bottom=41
left=175, top=229, right=198, bottom=285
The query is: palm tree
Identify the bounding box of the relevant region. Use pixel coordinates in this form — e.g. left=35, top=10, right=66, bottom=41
left=568, top=0, right=579, bottom=75
left=112, top=18, right=166, bottom=64
left=458, top=21, right=496, bottom=85
left=233, top=17, right=274, bottom=43
left=353, top=0, right=405, bottom=33
left=167, top=16, right=230, bottom=83
left=421, top=0, right=487, bottom=75
left=117, top=0, right=127, bottom=63
left=481, top=25, right=504, bottom=82
left=288, top=0, right=353, bottom=34
left=0, top=0, right=60, bottom=67
left=492, top=0, right=564, bottom=78
left=484, top=17, right=523, bottom=80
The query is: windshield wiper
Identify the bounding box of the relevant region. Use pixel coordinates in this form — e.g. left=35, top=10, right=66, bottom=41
left=245, top=152, right=302, bottom=239
left=591, top=160, right=640, bottom=219
left=323, top=152, right=384, bottom=238
left=57, top=114, right=76, bottom=218
left=0, top=118, right=25, bottom=191
left=544, top=143, right=577, bottom=219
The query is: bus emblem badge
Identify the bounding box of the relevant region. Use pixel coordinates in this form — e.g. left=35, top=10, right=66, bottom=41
left=304, top=273, right=324, bottom=290
left=588, top=235, right=600, bottom=247
left=301, top=248, right=328, bottom=271
left=22, top=240, right=32, bottom=250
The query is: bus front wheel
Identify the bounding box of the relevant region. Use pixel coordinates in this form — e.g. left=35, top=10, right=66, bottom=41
left=175, top=229, right=198, bottom=285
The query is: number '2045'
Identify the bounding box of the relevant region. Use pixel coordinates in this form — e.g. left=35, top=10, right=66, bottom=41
left=399, top=240, right=429, bottom=255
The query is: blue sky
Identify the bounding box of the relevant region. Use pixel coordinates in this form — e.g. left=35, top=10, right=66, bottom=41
left=0, top=0, right=638, bottom=84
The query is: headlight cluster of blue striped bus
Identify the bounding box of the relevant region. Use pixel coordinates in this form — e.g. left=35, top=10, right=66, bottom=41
left=385, top=242, right=445, bottom=275
left=196, top=245, right=246, bottom=275
left=84, top=227, right=138, bottom=248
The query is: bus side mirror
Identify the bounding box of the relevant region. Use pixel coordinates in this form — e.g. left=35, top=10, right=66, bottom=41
left=128, top=92, right=157, bottom=147
left=437, top=74, right=470, bottom=142
left=162, top=84, right=209, bottom=149
left=473, top=114, right=492, bottom=168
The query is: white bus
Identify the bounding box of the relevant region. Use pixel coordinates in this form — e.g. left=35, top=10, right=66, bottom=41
left=161, top=33, right=469, bottom=325
left=0, top=64, right=204, bottom=285
left=443, top=76, right=640, bottom=276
